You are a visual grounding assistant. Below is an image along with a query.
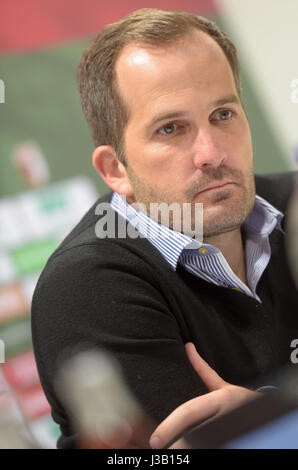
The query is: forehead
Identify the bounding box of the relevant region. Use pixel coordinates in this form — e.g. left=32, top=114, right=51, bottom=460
left=115, top=30, right=236, bottom=120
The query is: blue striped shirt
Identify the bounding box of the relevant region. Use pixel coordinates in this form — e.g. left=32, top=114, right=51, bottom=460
left=111, top=192, right=284, bottom=303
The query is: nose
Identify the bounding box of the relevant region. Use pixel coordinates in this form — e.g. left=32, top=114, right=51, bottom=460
left=192, top=127, right=226, bottom=170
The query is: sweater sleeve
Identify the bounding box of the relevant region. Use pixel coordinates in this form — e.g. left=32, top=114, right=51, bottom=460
left=31, top=242, right=208, bottom=449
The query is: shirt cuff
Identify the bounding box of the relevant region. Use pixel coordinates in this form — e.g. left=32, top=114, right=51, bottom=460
left=256, top=385, right=278, bottom=393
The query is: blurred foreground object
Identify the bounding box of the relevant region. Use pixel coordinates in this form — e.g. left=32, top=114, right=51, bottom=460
left=12, top=141, right=50, bottom=187
left=55, top=349, right=155, bottom=449
left=287, top=175, right=298, bottom=287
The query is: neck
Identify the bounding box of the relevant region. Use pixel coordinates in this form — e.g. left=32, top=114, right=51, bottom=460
left=204, top=228, right=248, bottom=286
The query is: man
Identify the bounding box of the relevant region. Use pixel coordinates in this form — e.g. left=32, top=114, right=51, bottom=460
left=31, top=9, right=298, bottom=449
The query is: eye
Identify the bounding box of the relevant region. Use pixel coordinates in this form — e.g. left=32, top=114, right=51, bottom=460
left=157, top=122, right=179, bottom=135
left=212, top=109, right=234, bottom=121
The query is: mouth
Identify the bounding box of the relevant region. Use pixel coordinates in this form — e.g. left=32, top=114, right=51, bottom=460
left=198, top=181, right=235, bottom=195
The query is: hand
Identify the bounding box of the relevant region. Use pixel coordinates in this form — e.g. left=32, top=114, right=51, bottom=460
left=149, top=342, right=260, bottom=449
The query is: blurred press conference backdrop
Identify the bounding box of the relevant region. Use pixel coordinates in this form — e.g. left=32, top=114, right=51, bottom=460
left=0, top=0, right=297, bottom=448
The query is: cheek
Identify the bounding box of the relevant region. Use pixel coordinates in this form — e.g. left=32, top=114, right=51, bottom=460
left=129, top=141, right=177, bottom=177
left=124, top=129, right=193, bottom=200
left=239, top=120, right=253, bottom=155
left=226, top=125, right=253, bottom=167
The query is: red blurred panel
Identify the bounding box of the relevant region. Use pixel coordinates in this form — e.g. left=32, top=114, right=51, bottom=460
left=0, top=0, right=216, bottom=54
left=2, top=350, right=39, bottom=388
left=0, top=284, right=28, bottom=324
left=14, top=382, right=51, bottom=420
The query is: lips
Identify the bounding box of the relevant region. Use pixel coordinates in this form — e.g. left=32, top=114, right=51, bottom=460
left=198, top=181, right=234, bottom=194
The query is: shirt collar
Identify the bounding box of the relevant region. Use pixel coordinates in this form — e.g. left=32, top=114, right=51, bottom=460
left=111, top=192, right=284, bottom=270
left=244, top=195, right=284, bottom=236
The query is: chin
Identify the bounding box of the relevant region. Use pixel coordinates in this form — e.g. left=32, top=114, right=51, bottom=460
left=202, top=222, right=241, bottom=240
left=202, top=202, right=252, bottom=238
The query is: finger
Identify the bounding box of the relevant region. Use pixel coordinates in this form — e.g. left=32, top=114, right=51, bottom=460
left=149, top=390, right=222, bottom=449
left=185, top=342, right=228, bottom=391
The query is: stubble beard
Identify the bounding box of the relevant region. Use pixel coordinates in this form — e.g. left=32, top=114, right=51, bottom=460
left=126, top=164, right=256, bottom=239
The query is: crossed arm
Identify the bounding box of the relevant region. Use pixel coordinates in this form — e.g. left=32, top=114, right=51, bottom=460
left=32, top=244, right=261, bottom=449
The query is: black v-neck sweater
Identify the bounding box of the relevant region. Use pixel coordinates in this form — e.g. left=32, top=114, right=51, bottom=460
left=31, top=172, right=298, bottom=448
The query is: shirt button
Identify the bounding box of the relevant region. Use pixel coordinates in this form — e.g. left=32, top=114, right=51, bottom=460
left=198, top=247, right=208, bottom=255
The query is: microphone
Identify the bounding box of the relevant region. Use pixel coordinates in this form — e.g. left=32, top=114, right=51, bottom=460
left=55, top=348, right=156, bottom=449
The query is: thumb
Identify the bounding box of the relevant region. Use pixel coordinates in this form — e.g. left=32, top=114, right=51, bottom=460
left=185, top=342, right=228, bottom=391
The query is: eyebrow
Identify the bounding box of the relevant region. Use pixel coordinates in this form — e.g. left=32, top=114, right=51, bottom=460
left=146, top=94, right=240, bottom=130
left=147, top=111, right=189, bottom=130
left=211, top=94, right=240, bottom=107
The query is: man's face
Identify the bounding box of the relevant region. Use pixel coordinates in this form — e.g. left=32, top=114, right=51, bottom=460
left=115, top=30, right=255, bottom=239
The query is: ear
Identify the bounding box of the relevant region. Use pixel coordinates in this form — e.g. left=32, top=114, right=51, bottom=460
left=92, top=145, right=134, bottom=197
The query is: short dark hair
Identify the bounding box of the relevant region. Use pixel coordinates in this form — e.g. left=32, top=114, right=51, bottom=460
left=77, top=8, right=241, bottom=164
